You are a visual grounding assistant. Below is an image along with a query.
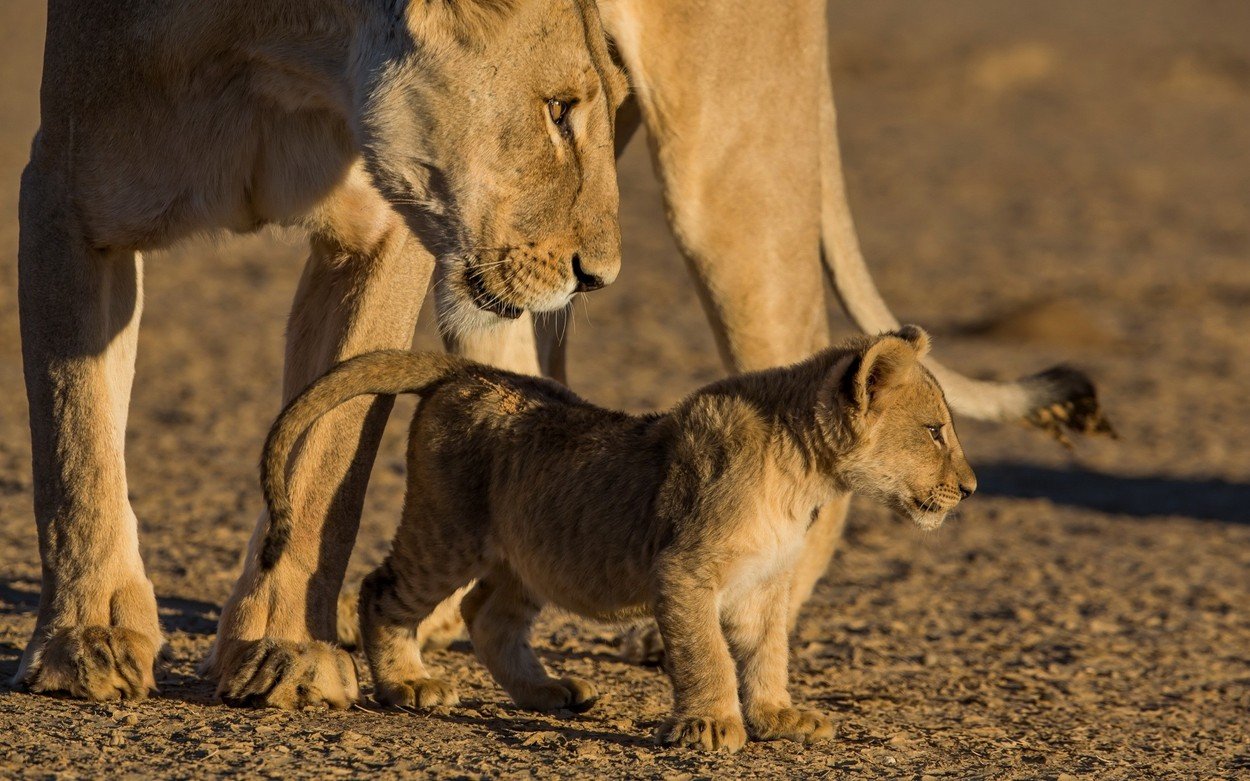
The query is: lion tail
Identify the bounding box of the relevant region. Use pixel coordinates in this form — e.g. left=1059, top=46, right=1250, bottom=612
left=258, top=349, right=467, bottom=571
left=817, top=54, right=1112, bottom=441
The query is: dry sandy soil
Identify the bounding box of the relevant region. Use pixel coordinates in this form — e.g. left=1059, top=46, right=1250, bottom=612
left=2, top=2, right=1249, bottom=778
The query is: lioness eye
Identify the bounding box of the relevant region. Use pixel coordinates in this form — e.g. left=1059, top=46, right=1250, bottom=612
left=547, top=98, right=573, bottom=127
left=925, top=424, right=945, bottom=444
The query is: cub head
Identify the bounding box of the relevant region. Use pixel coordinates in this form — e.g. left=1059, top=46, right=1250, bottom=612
left=351, top=0, right=627, bottom=332
left=825, top=326, right=977, bottom=530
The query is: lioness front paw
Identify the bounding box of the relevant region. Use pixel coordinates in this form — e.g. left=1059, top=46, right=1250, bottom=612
left=747, top=706, right=834, bottom=744
left=22, top=626, right=159, bottom=701
left=374, top=677, right=460, bottom=709
left=656, top=715, right=748, bottom=753
left=512, top=676, right=599, bottom=713
left=216, top=639, right=358, bottom=709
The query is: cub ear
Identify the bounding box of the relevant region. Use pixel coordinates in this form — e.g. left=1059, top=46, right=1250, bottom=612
left=892, top=324, right=931, bottom=358
left=841, top=332, right=924, bottom=416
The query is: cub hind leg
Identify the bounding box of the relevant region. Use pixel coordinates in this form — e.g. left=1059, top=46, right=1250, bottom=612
left=462, top=568, right=597, bottom=713
left=359, top=498, right=480, bottom=709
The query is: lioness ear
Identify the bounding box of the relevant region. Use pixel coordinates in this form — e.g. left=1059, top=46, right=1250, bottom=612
left=841, top=335, right=921, bottom=416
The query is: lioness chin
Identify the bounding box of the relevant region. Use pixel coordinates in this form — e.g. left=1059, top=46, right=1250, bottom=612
left=258, top=325, right=975, bottom=753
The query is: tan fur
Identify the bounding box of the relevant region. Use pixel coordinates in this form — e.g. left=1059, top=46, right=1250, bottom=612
left=17, top=0, right=1106, bottom=709
left=258, top=327, right=975, bottom=752
left=16, top=0, right=624, bottom=703
left=567, top=0, right=1107, bottom=664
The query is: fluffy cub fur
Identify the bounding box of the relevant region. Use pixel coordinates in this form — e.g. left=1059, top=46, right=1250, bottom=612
left=259, top=326, right=975, bottom=752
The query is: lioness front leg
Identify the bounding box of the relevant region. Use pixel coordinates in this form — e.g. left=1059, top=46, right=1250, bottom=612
left=207, top=173, right=432, bottom=708
left=15, top=167, right=161, bottom=701
left=463, top=568, right=598, bottom=713
left=652, top=564, right=746, bottom=754
left=725, top=584, right=833, bottom=745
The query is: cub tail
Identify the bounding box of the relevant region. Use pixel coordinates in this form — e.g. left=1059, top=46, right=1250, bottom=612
left=258, top=350, right=467, bottom=571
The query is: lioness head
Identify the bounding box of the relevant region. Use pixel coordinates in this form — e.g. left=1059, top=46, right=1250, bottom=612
left=351, top=0, right=627, bottom=331
left=828, top=326, right=977, bottom=529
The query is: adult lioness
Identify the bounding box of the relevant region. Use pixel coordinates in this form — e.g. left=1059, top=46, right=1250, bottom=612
left=256, top=327, right=973, bottom=752
left=15, top=0, right=625, bottom=702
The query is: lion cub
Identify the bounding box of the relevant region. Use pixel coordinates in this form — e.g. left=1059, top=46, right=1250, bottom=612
left=258, top=326, right=974, bottom=752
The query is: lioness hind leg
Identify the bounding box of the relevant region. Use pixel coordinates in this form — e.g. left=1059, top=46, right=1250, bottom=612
left=462, top=569, right=598, bottom=713
left=16, top=165, right=161, bottom=700
left=603, top=0, right=846, bottom=650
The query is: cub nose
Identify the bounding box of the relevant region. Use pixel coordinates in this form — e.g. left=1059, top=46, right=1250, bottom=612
left=572, top=253, right=605, bottom=292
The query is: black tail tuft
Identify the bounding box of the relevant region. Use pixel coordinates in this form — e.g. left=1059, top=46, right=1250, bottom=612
left=1022, top=365, right=1116, bottom=447
left=258, top=522, right=287, bottom=571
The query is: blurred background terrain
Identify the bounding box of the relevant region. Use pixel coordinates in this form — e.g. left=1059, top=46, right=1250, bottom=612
left=1, top=1, right=1248, bottom=777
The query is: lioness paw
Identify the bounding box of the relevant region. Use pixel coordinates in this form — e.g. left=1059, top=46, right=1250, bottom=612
left=375, top=677, right=460, bottom=710
left=656, top=716, right=748, bottom=753
left=216, top=639, right=357, bottom=709
left=512, top=676, right=599, bottom=713
left=23, top=626, right=159, bottom=701
left=747, top=707, right=834, bottom=744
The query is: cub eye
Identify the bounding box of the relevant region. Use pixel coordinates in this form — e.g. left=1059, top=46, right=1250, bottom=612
left=925, top=424, right=945, bottom=444
left=546, top=98, right=574, bottom=128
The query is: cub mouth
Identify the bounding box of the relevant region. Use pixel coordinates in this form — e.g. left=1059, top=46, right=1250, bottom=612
left=465, top=267, right=523, bottom=320
left=907, top=496, right=949, bottom=530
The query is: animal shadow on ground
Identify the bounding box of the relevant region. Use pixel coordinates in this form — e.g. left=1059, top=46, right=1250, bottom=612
left=977, top=462, right=1250, bottom=524
left=404, top=699, right=654, bottom=752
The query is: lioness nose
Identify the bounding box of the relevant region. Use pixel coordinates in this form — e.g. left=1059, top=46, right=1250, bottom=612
left=958, top=479, right=976, bottom=500
left=572, top=254, right=605, bottom=292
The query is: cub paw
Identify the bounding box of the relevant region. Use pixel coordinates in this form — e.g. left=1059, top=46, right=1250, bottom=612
left=22, top=626, right=159, bottom=701
left=216, top=639, right=358, bottom=709
left=375, top=677, right=460, bottom=709
left=618, top=622, right=665, bottom=667
left=512, top=676, right=599, bottom=713
left=747, top=706, right=834, bottom=744
left=656, top=715, right=748, bottom=754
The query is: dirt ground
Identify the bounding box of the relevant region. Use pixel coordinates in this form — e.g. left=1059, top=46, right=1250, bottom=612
left=3, top=1, right=1250, bottom=778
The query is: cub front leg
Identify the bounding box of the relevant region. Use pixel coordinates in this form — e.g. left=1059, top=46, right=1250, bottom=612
left=652, top=564, right=747, bottom=754
left=725, top=582, right=833, bottom=745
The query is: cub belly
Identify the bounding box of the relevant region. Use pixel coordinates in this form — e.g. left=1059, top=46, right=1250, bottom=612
left=491, top=514, right=657, bottom=620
